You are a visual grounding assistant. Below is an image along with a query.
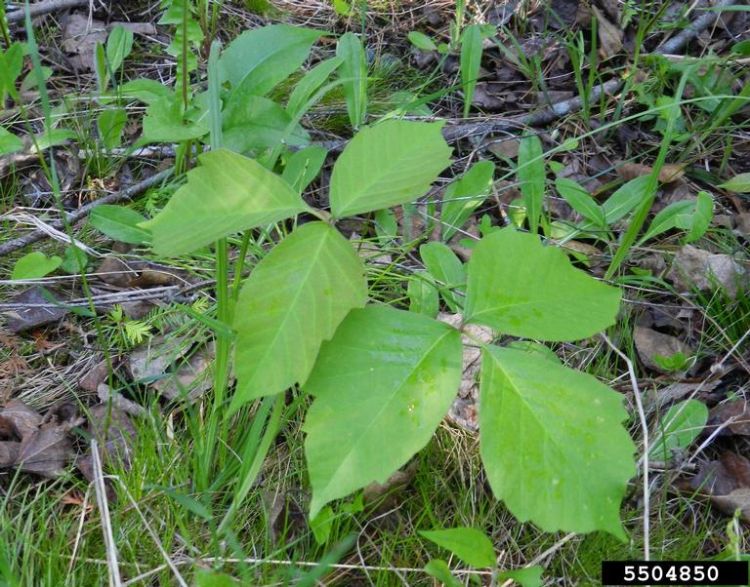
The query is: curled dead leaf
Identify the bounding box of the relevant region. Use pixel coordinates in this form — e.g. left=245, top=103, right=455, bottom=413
left=592, top=5, right=622, bottom=59
left=617, top=163, right=685, bottom=183
left=708, top=400, right=750, bottom=436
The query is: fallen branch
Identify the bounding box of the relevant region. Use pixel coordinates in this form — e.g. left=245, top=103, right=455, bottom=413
left=0, top=168, right=173, bottom=256
left=6, top=0, right=91, bottom=24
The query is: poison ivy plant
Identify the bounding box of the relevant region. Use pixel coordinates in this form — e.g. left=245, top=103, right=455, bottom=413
left=420, top=527, right=496, bottom=568
left=219, top=24, right=322, bottom=96
left=140, top=41, right=636, bottom=537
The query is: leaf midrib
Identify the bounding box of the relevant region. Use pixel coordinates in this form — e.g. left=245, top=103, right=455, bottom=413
left=318, top=325, right=456, bottom=500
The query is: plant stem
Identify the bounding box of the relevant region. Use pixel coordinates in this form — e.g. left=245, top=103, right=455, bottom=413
left=197, top=40, right=229, bottom=490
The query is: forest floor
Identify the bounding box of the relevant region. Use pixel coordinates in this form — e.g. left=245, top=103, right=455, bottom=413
left=1, top=0, right=750, bottom=585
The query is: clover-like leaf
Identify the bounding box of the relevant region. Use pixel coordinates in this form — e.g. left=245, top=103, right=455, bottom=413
left=303, top=306, right=462, bottom=517
left=141, top=149, right=307, bottom=256
left=479, top=346, right=635, bottom=539
left=465, top=228, right=621, bottom=341
left=231, top=222, right=366, bottom=411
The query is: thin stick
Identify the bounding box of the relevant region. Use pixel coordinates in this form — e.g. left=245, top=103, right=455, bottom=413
left=6, top=0, right=91, bottom=23
left=0, top=168, right=172, bottom=256
left=91, top=439, right=122, bottom=587
left=601, top=334, right=650, bottom=562
left=657, top=0, right=738, bottom=54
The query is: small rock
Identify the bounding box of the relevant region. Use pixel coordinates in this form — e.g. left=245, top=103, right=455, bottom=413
left=633, top=326, right=692, bottom=374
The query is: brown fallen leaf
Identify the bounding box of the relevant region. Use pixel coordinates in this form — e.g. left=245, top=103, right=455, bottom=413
left=0, top=441, right=20, bottom=467
left=3, top=287, right=69, bottom=333
left=687, top=452, right=750, bottom=522
left=16, top=425, right=76, bottom=478
left=60, top=13, right=108, bottom=72
left=262, top=490, right=306, bottom=545
left=617, top=162, right=685, bottom=183
left=592, top=5, right=623, bottom=59
left=1, top=399, right=43, bottom=439
left=76, top=404, right=136, bottom=484
left=548, top=0, right=581, bottom=28
left=79, top=358, right=111, bottom=393
left=667, top=245, right=749, bottom=299
left=708, top=400, right=750, bottom=436
left=364, top=461, right=419, bottom=503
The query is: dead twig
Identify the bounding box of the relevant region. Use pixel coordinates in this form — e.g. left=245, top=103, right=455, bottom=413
left=0, top=168, right=173, bottom=257
left=6, top=0, right=91, bottom=24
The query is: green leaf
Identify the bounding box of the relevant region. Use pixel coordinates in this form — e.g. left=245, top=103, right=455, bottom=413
left=142, top=149, right=308, bottom=256
left=499, top=566, right=544, bottom=587
left=684, top=191, right=713, bottom=242
left=329, top=119, right=452, bottom=218
left=441, top=160, right=495, bottom=240
left=118, top=79, right=175, bottom=105
left=11, top=251, right=62, bottom=280
left=105, top=25, right=134, bottom=75
left=282, top=146, right=328, bottom=193
left=480, top=346, right=635, bottom=538
left=220, top=24, right=323, bottom=95
left=337, top=32, right=368, bottom=129
left=555, top=177, right=606, bottom=227
left=142, top=97, right=208, bottom=143
left=33, top=128, right=75, bottom=152
left=194, top=570, right=234, bottom=587
left=97, top=107, right=127, bottom=150
left=650, top=400, right=708, bottom=460
left=223, top=94, right=309, bottom=153
left=60, top=245, right=88, bottom=274
left=460, top=24, right=483, bottom=118
left=420, top=242, right=465, bottom=312
left=517, top=135, right=545, bottom=234
left=303, top=306, right=462, bottom=517
left=0, top=126, right=23, bottom=155
left=286, top=56, right=343, bottom=118
left=90, top=205, right=151, bottom=244
left=408, top=31, right=437, bottom=52
left=720, top=172, right=750, bottom=193
left=407, top=272, right=439, bottom=317
left=310, top=505, right=335, bottom=545
left=0, top=42, right=24, bottom=103
left=95, top=41, right=107, bottom=91
left=639, top=199, right=695, bottom=244
left=231, top=222, right=366, bottom=409
left=424, top=560, right=462, bottom=587
left=464, top=228, right=621, bottom=341
left=420, top=527, right=496, bottom=568
left=601, top=176, right=653, bottom=224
